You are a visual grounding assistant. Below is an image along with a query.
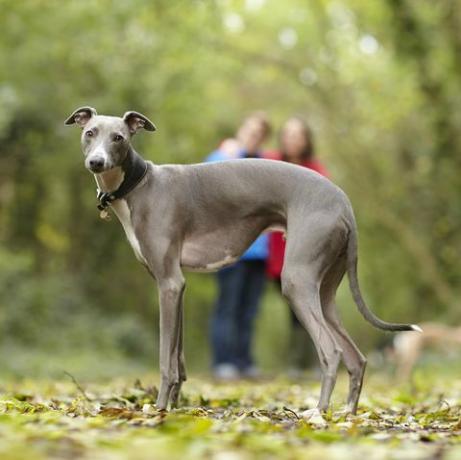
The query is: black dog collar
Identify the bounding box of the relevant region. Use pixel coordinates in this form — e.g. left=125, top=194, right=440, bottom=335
left=96, top=150, right=148, bottom=212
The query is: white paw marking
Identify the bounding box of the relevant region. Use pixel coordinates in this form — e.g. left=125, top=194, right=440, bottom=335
left=301, top=408, right=328, bottom=426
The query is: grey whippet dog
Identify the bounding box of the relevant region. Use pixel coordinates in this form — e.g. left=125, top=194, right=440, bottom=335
left=65, top=106, right=420, bottom=417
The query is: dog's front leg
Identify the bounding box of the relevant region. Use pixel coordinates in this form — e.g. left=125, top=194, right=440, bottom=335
left=156, top=273, right=185, bottom=410
left=169, top=301, right=186, bottom=408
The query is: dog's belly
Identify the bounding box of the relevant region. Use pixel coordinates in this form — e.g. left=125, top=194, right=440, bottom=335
left=180, top=221, right=267, bottom=272
left=181, top=247, right=239, bottom=272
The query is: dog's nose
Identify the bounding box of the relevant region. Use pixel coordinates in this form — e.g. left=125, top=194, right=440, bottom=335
left=89, top=157, right=104, bottom=170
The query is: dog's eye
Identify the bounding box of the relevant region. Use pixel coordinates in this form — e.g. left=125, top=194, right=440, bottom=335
left=113, top=134, right=124, bottom=142
left=85, top=130, right=94, bottom=137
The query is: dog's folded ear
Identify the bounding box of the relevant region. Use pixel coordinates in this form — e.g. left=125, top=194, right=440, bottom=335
left=65, top=107, right=97, bottom=128
left=123, top=111, right=156, bottom=134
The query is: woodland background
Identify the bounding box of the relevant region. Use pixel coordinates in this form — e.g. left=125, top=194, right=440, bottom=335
left=0, top=0, right=460, bottom=379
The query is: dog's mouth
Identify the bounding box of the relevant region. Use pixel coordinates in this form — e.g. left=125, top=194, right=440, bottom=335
left=87, top=164, right=105, bottom=174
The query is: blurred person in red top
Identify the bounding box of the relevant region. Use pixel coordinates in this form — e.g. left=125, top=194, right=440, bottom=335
left=265, top=116, right=328, bottom=375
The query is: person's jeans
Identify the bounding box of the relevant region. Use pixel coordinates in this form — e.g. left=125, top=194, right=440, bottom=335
left=210, top=259, right=266, bottom=371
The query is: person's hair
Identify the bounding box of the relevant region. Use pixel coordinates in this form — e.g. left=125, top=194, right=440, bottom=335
left=280, top=116, right=315, bottom=160
left=242, top=111, right=272, bottom=138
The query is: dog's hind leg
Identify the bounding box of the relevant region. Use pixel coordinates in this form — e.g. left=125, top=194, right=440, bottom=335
left=320, top=254, right=367, bottom=414
left=281, top=214, right=353, bottom=413
left=281, top=263, right=343, bottom=413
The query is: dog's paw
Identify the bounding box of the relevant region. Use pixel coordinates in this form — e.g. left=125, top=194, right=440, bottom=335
left=142, top=404, right=157, bottom=415
left=333, top=405, right=357, bottom=420
left=301, top=408, right=327, bottom=426
left=144, top=404, right=168, bottom=415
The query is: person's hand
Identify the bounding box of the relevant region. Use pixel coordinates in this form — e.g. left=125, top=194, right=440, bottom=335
left=220, top=138, right=241, bottom=158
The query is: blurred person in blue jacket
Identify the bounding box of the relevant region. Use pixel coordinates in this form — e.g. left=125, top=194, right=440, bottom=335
left=206, top=113, right=272, bottom=380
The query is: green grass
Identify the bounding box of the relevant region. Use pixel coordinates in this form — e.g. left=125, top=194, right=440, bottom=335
left=0, top=371, right=460, bottom=460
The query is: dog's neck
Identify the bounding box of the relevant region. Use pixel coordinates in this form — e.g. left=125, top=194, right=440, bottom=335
left=94, top=147, right=146, bottom=194
left=95, top=167, right=125, bottom=193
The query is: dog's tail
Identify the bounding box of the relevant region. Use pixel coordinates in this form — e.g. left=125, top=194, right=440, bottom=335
left=346, top=221, right=421, bottom=332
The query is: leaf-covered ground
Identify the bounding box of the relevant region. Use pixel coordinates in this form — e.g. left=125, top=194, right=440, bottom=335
left=0, top=372, right=460, bottom=460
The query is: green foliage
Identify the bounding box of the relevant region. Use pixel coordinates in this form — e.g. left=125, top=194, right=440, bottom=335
left=0, top=0, right=460, bottom=373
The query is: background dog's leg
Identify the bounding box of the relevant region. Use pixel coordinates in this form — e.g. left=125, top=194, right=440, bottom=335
left=394, top=332, right=423, bottom=381
left=281, top=267, right=343, bottom=413
left=321, top=256, right=367, bottom=414
left=156, top=273, right=185, bottom=410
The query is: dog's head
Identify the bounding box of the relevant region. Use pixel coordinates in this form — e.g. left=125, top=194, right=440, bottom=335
left=65, top=107, right=156, bottom=173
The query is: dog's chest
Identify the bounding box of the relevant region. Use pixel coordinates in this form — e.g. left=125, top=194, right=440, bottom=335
left=111, top=200, right=147, bottom=265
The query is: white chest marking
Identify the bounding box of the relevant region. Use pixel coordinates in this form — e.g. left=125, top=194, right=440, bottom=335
left=111, top=200, right=147, bottom=265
